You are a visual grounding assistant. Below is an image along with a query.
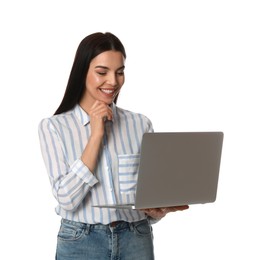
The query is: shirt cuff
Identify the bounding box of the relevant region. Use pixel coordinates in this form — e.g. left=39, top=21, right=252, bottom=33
left=147, top=216, right=161, bottom=225
left=71, top=159, right=98, bottom=187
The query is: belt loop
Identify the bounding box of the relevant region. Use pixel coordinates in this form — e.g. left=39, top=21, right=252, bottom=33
left=129, top=222, right=134, bottom=232
left=85, top=224, right=91, bottom=235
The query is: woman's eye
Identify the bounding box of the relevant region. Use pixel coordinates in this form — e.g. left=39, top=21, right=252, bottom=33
left=96, top=70, right=124, bottom=76
left=97, top=71, right=107, bottom=76
left=117, top=71, right=124, bottom=76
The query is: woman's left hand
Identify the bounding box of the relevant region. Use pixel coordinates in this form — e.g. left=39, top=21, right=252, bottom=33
left=141, top=205, right=189, bottom=219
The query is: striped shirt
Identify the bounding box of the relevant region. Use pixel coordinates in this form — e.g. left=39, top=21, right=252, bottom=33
left=38, top=103, right=154, bottom=224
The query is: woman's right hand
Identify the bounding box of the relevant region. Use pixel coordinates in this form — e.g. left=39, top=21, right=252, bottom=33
left=88, top=100, right=113, bottom=138
left=80, top=101, right=113, bottom=172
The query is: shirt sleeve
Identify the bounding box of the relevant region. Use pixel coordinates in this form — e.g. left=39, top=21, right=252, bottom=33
left=146, top=116, right=154, bottom=133
left=38, top=118, right=98, bottom=212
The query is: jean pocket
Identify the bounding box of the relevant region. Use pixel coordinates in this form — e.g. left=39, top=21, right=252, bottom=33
left=118, top=154, right=140, bottom=194
left=134, top=220, right=152, bottom=237
left=57, top=221, right=85, bottom=241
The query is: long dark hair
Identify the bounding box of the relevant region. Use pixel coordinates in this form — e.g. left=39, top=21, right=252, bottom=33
left=54, top=32, right=126, bottom=115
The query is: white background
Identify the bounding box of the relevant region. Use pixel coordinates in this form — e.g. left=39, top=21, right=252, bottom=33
left=1, top=0, right=257, bottom=259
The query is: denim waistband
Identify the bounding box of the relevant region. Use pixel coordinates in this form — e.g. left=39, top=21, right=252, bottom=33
left=61, top=218, right=148, bottom=231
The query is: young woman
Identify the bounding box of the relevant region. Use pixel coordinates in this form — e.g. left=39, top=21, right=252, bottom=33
left=38, top=32, right=188, bottom=260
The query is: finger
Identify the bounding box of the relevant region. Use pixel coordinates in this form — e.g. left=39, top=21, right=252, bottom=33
left=149, top=208, right=166, bottom=218
left=141, top=209, right=155, bottom=216
left=96, top=102, right=113, bottom=119
left=174, top=205, right=189, bottom=211
left=167, top=205, right=189, bottom=212
left=90, top=105, right=113, bottom=121
left=142, top=209, right=152, bottom=213
left=102, top=109, right=113, bottom=121
left=90, top=100, right=108, bottom=111
left=90, top=100, right=101, bottom=110
left=105, top=106, right=113, bottom=121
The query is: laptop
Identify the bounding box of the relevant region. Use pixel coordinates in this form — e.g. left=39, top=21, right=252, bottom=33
left=94, top=132, right=224, bottom=210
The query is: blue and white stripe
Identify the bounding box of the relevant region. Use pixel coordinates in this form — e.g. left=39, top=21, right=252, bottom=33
left=38, top=103, right=153, bottom=224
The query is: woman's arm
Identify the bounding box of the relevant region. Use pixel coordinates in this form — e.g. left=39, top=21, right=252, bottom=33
left=39, top=101, right=112, bottom=212
left=38, top=118, right=99, bottom=212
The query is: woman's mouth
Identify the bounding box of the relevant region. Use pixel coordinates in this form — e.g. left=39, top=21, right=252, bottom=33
left=101, top=89, right=114, bottom=94
left=99, top=88, right=117, bottom=97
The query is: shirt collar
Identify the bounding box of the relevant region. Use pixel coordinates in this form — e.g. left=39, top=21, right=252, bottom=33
left=74, top=103, right=117, bottom=126
left=74, top=104, right=90, bottom=126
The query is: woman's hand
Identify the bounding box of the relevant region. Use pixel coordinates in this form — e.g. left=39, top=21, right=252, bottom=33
left=88, top=100, right=113, bottom=138
left=141, top=205, right=189, bottom=219
left=81, top=100, right=112, bottom=172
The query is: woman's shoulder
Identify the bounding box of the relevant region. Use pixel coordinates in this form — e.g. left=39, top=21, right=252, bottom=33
left=38, top=109, right=74, bottom=131
left=115, top=105, right=152, bottom=122
left=115, top=105, right=153, bottom=133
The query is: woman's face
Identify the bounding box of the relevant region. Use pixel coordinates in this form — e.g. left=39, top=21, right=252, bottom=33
left=82, top=50, right=125, bottom=107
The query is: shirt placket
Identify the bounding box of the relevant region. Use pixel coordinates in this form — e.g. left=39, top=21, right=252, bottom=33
left=103, top=125, right=117, bottom=205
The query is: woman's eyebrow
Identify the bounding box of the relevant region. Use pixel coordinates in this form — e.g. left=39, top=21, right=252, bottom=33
left=95, top=65, right=108, bottom=69
left=95, top=65, right=125, bottom=70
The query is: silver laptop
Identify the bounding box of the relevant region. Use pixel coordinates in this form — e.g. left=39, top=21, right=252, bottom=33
left=94, top=132, right=224, bottom=210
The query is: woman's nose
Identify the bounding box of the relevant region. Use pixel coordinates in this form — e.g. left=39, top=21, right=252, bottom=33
left=106, top=73, right=117, bottom=86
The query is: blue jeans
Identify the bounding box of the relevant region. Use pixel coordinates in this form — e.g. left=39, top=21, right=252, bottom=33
left=56, top=219, right=155, bottom=260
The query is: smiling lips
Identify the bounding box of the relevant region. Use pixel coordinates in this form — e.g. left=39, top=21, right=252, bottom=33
left=100, top=88, right=117, bottom=96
